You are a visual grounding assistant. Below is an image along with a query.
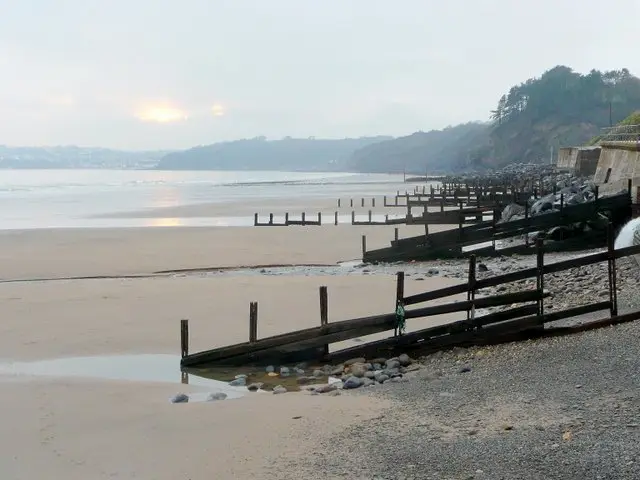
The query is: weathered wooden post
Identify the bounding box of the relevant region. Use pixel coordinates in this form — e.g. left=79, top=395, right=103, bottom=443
left=368, top=210, right=372, bottom=223
left=536, top=238, right=544, bottom=318
left=254, top=213, right=258, bottom=226
left=249, top=302, right=258, bottom=343
left=269, top=213, right=273, bottom=225
left=372, top=197, right=376, bottom=207
left=319, top=286, right=329, bottom=357
left=524, top=202, right=529, bottom=246
left=361, top=198, right=365, bottom=207
left=350, top=198, right=353, bottom=207
left=301, top=212, right=306, bottom=225
left=384, top=195, right=387, bottom=206
left=559, top=194, right=564, bottom=216
left=607, top=223, right=618, bottom=316
left=394, top=227, right=399, bottom=242
left=394, top=272, right=405, bottom=336
left=285, top=212, right=289, bottom=225
left=318, top=212, right=321, bottom=225
left=467, top=255, right=476, bottom=322
left=334, top=211, right=338, bottom=225
left=361, top=235, right=367, bottom=258
left=351, top=211, right=355, bottom=225
left=180, top=319, right=189, bottom=358
left=338, top=198, right=341, bottom=208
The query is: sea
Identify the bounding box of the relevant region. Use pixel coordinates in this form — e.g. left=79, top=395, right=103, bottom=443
left=0, top=169, right=418, bottom=230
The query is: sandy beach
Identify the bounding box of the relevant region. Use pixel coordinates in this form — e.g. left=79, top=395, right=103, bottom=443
left=0, top=196, right=462, bottom=479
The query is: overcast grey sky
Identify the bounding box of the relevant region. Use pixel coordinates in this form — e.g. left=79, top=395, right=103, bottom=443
left=1, top=0, right=639, bottom=150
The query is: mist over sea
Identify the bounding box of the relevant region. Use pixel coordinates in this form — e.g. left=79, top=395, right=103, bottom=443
left=0, top=169, right=413, bottom=229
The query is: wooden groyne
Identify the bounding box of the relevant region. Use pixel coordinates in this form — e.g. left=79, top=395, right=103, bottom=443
left=362, top=188, right=632, bottom=263
left=180, top=226, right=640, bottom=369
left=254, top=212, right=322, bottom=226
left=254, top=182, right=547, bottom=228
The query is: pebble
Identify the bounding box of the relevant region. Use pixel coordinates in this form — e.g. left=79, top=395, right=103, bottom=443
left=398, top=353, right=412, bottom=366
left=207, top=392, right=227, bottom=401
left=344, top=357, right=366, bottom=366
left=273, top=385, right=288, bottom=394
left=314, top=383, right=339, bottom=394
left=385, top=359, right=401, bottom=369
left=229, top=377, right=246, bottom=387
left=247, top=382, right=264, bottom=391
left=343, top=376, right=364, bottom=389
left=170, top=393, right=189, bottom=403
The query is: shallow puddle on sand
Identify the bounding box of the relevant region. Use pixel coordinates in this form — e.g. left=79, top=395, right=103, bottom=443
left=0, top=354, right=251, bottom=401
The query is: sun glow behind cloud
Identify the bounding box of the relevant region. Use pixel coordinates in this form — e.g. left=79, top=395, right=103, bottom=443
left=211, top=104, right=225, bottom=116
left=135, top=104, right=188, bottom=123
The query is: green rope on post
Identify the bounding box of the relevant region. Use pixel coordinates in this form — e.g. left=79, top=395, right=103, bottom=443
left=395, top=301, right=406, bottom=335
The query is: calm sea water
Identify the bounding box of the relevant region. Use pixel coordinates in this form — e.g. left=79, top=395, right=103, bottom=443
left=0, top=169, right=413, bottom=229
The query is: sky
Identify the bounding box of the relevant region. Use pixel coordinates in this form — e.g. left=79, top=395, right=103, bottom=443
left=1, top=0, right=640, bottom=151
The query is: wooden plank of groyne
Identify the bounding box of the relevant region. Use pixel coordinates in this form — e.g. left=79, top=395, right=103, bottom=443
left=180, top=312, right=397, bottom=367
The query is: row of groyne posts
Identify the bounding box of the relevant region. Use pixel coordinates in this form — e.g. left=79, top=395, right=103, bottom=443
left=362, top=179, right=633, bottom=263
left=179, top=223, right=640, bottom=370
left=253, top=180, right=558, bottom=227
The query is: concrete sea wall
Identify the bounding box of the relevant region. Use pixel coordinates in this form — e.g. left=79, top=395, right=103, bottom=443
left=557, top=147, right=600, bottom=177
left=593, top=142, right=640, bottom=200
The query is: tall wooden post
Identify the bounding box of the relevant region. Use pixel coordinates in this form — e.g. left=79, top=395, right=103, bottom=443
left=361, top=235, right=367, bottom=258
left=319, top=286, right=329, bottom=357
left=607, top=223, right=618, bottom=316
left=254, top=213, right=258, bottom=226
left=180, top=319, right=189, bottom=358
left=334, top=211, right=338, bottom=225
left=394, top=272, right=405, bottom=337
left=467, top=255, right=476, bottom=323
left=536, top=239, right=544, bottom=318
left=249, top=302, right=258, bottom=343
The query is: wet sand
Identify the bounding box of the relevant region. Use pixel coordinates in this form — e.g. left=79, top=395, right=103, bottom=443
left=0, top=223, right=451, bottom=280
left=0, top=199, right=462, bottom=478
